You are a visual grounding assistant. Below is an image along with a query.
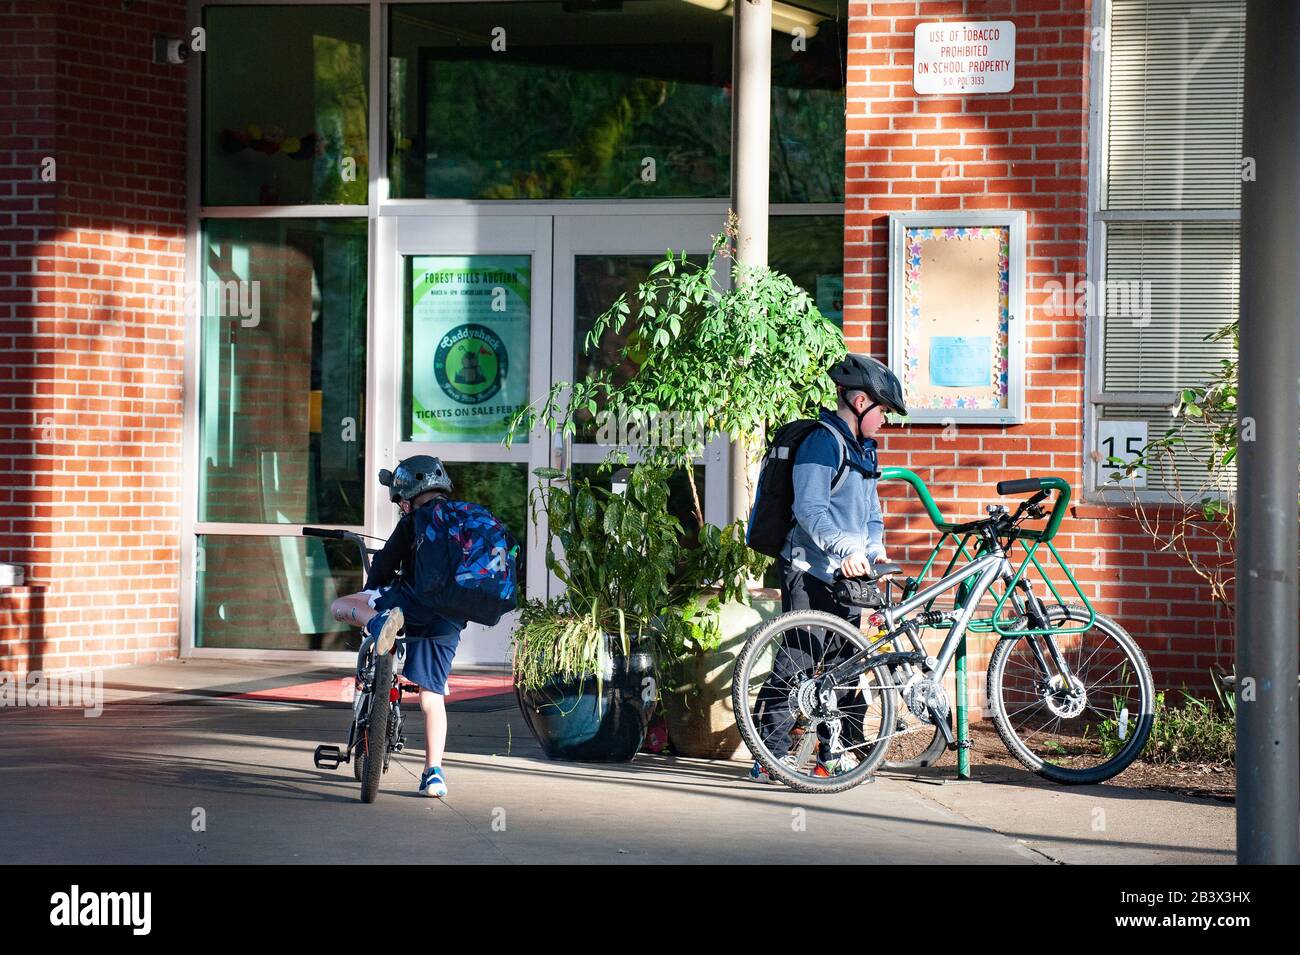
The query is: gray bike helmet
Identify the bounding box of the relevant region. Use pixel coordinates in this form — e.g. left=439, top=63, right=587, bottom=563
left=829, top=353, right=908, bottom=416
left=378, top=455, right=452, bottom=503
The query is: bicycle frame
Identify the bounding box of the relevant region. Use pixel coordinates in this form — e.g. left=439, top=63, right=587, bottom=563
left=880, top=467, right=1096, bottom=637
left=824, top=548, right=1010, bottom=692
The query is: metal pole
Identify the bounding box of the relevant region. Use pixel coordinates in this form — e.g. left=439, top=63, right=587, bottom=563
left=1237, top=0, right=1300, bottom=865
left=730, top=0, right=772, bottom=522
left=955, top=636, right=970, bottom=779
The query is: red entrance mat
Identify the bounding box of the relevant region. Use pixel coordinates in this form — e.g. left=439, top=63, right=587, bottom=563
left=232, top=673, right=514, bottom=704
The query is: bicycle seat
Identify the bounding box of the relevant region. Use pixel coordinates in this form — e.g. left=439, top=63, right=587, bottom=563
left=871, top=562, right=903, bottom=578
left=833, top=575, right=887, bottom=609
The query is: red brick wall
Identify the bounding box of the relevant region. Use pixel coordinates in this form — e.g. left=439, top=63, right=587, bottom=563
left=0, top=0, right=187, bottom=675
left=844, top=0, right=1233, bottom=706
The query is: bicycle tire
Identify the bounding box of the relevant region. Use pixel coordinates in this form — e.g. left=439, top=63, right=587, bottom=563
left=732, top=610, right=896, bottom=794
left=359, top=651, right=393, bottom=803
left=882, top=712, right=949, bottom=770
left=987, top=604, right=1155, bottom=785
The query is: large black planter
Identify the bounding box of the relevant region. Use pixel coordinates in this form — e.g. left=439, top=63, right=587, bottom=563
left=516, top=634, right=656, bottom=762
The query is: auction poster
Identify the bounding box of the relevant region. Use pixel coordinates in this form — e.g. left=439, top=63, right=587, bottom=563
left=409, top=255, right=530, bottom=442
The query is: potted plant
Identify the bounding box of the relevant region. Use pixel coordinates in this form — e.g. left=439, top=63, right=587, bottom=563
left=654, top=521, right=771, bottom=757
left=512, top=467, right=677, bottom=762
left=508, top=215, right=846, bottom=757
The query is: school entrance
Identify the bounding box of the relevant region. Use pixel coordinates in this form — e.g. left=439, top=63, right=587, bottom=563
left=374, top=209, right=732, bottom=662
left=182, top=1, right=847, bottom=667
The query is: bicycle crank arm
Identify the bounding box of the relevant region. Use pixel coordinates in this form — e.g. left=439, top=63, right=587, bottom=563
left=930, top=707, right=955, bottom=747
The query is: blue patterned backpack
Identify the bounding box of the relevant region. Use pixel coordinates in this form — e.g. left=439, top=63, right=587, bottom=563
left=410, top=499, right=520, bottom=626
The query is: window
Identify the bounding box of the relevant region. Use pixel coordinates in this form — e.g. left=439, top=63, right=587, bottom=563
left=1089, top=0, right=1244, bottom=495
left=198, top=218, right=368, bottom=525
left=203, top=5, right=370, bottom=205
left=388, top=2, right=732, bottom=200
left=387, top=1, right=846, bottom=202
left=770, top=214, right=844, bottom=328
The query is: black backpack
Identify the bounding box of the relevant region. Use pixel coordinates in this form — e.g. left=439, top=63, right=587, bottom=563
left=746, top=419, right=881, bottom=559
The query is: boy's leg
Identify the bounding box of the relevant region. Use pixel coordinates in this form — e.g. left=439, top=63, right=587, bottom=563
left=756, top=558, right=826, bottom=752
left=420, top=690, right=447, bottom=771
left=331, top=592, right=377, bottom=629
left=794, top=574, right=870, bottom=756
left=757, top=563, right=865, bottom=756
left=410, top=638, right=458, bottom=772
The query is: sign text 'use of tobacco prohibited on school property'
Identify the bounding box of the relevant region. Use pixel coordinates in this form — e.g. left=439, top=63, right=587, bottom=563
left=913, top=21, right=1016, bottom=95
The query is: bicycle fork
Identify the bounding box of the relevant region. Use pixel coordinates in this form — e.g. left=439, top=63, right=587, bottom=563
left=1008, top=577, right=1077, bottom=692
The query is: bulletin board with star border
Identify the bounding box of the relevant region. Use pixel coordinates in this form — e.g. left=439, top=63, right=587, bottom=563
left=887, top=212, right=1026, bottom=425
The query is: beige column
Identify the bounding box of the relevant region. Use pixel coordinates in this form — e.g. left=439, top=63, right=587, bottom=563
left=730, top=0, right=771, bottom=523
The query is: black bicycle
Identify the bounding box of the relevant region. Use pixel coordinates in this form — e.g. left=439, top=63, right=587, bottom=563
left=306, top=527, right=414, bottom=803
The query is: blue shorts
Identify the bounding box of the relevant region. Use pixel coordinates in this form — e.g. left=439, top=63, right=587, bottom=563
left=401, top=635, right=459, bottom=695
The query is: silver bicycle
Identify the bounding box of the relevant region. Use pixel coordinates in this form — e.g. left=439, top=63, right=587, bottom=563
left=733, top=477, right=1156, bottom=793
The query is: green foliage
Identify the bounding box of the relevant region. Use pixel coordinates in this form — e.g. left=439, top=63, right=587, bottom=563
left=507, top=214, right=846, bottom=526
left=512, top=596, right=609, bottom=693
left=507, top=217, right=833, bottom=675
left=1099, top=687, right=1236, bottom=766
left=657, top=520, right=771, bottom=664
left=1144, top=690, right=1237, bottom=765
left=1122, top=322, right=1241, bottom=478
left=511, top=466, right=680, bottom=688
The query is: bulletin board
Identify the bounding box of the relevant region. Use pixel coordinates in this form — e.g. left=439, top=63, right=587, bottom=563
left=888, top=212, right=1025, bottom=424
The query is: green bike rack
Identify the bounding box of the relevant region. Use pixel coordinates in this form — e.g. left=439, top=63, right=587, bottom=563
left=878, top=467, right=1097, bottom=780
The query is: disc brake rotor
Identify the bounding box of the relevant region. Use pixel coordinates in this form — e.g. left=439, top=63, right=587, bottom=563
left=1043, top=673, right=1087, bottom=718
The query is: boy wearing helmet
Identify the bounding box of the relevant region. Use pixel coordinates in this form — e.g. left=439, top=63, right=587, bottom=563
left=751, top=353, right=907, bottom=782
left=330, top=454, right=462, bottom=798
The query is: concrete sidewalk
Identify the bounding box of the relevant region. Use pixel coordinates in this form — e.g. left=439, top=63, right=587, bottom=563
left=0, top=660, right=1239, bottom=864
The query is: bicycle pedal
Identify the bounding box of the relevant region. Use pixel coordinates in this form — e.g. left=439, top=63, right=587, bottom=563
left=313, top=744, right=342, bottom=770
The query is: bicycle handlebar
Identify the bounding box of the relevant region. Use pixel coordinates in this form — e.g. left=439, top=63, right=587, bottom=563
left=996, top=477, right=1044, bottom=495
left=880, top=468, right=1072, bottom=542
left=301, top=526, right=373, bottom=575
left=302, top=527, right=346, bottom=539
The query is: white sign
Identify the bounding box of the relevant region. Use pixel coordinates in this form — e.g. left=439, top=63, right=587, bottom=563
left=1096, top=420, right=1148, bottom=489
left=914, top=21, right=1016, bottom=95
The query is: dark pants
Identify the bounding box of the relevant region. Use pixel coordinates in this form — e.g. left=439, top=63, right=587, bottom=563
left=756, top=558, right=865, bottom=757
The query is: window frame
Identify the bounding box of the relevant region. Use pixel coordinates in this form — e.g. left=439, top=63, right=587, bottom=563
left=1083, top=0, right=1243, bottom=504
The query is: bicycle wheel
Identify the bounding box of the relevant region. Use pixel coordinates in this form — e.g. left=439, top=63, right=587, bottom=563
left=733, top=610, right=896, bottom=794
left=882, top=699, right=949, bottom=769
left=359, top=650, right=394, bottom=803
left=987, top=604, right=1154, bottom=784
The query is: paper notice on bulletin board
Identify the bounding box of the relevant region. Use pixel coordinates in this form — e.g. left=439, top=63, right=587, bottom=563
left=409, top=255, right=531, bottom=442
left=901, top=226, right=1010, bottom=413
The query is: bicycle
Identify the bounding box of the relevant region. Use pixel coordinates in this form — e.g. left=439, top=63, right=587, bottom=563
left=732, top=473, right=1156, bottom=794
left=306, top=527, right=416, bottom=803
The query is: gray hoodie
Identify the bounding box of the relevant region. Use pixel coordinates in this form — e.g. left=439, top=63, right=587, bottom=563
left=780, top=409, right=886, bottom=583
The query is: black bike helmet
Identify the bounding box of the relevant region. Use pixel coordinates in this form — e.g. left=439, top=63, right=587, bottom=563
left=829, top=353, right=908, bottom=416
left=378, top=455, right=452, bottom=503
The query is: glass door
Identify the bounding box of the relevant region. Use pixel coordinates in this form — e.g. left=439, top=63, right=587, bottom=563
left=549, top=213, right=731, bottom=593
left=380, top=215, right=553, bottom=665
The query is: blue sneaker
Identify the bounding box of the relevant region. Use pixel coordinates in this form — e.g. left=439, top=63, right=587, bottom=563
left=419, top=766, right=447, bottom=798
left=747, top=754, right=799, bottom=784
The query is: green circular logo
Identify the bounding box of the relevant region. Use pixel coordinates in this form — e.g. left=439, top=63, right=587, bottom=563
left=435, top=323, right=507, bottom=404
